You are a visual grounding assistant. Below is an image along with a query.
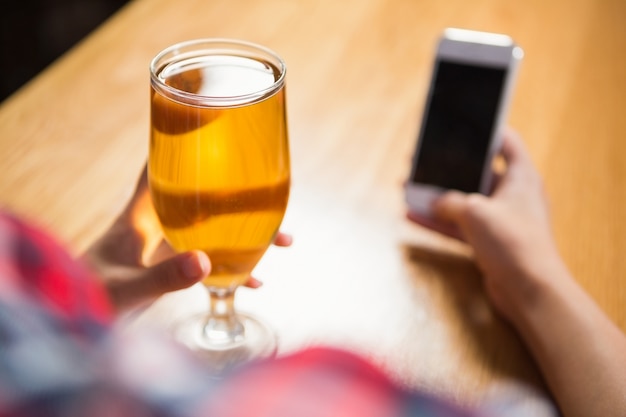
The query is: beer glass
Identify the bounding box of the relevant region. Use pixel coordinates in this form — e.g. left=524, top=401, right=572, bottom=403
left=148, top=39, right=290, bottom=371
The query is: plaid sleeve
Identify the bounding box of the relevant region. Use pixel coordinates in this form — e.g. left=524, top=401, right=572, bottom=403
left=0, top=212, right=113, bottom=329
left=198, top=347, right=484, bottom=417
left=0, top=211, right=489, bottom=417
left=0, top=211, right=114, bottom=414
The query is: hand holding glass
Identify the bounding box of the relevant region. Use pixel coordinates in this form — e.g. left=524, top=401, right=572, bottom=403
left=148, top=39, right=290, bottom=370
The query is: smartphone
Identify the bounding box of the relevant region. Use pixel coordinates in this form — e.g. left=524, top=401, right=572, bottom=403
left=405, top=28, right=523, bottom=216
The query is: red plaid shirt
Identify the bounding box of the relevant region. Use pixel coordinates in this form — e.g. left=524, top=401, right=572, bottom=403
left=0, top=211, right=495, bottom=417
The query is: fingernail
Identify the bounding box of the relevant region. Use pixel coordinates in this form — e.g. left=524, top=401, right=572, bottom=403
left=247, top=277, right=263, bottom=288
left=181, top=251, right=209, bottom=279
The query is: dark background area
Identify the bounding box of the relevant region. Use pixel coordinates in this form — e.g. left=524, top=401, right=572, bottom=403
left=0, top=0, right=131, bottom=103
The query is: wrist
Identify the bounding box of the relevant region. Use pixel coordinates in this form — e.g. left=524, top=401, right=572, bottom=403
left=505, top=255, right=582, bottom=337
left=501, top=257, right=626, bottom=417
left=492, top=251, right=573, bottom=329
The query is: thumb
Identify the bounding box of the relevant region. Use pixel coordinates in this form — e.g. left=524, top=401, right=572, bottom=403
left=109, top=250, right=211, bottom=311
left=432, top=190, right=471, bottom=224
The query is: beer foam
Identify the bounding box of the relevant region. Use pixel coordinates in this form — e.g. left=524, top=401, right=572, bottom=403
left=160, top=55, right=276, bottom=99
left=197, top=56, right=276, bottom=98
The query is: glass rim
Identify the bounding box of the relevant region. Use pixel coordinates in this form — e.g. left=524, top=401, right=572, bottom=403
left=150, top=38, right=287, bottom=108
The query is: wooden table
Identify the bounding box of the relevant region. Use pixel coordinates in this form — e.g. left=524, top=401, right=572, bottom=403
left=1, top=0, right=624, bottom=414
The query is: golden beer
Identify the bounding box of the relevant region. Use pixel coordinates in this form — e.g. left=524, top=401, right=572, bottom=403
left=149, top=53, right=290, bottom=288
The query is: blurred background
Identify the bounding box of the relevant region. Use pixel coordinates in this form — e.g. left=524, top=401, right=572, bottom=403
left=0, top=0, right=130, bottom=102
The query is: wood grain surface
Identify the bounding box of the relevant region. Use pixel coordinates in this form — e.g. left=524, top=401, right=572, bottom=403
left=1, top=0, right=624, bottom=414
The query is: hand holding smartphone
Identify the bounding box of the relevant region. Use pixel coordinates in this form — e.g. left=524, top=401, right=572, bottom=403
left=405, top=28, right=523, bottom=216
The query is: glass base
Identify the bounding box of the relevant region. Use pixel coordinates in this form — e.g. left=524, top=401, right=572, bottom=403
left=172, top=311, right=277, bottom=375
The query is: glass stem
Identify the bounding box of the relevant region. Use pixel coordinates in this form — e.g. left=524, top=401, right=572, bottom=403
left=202, top=287, right=244, bottom=347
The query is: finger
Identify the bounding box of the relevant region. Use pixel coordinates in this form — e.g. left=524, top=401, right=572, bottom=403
left=273, top=232, right=293, bottom=247
left=146, top=239, right=177, bottom=266
left=488, top=170, right=504, bottom=195
left=109, top=250, right=210, bottom=310
left=119, top=165, right=164, bottom=251
left=496, top=129, right=543, bottom=197
left=131, top=164, right=149, bottom=203
left=243, top=276, right=263, bottom=289
left=243, top=233, right=291, bottom=289
left=406, top=211, right=466, bottom=242
left=500, top=128, right=534, bottom=171
left=431, top=190, right=470, bottom=224
left=119, top=164, right=150, bottom=219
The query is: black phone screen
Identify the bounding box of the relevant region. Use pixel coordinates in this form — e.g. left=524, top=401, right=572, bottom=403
left=411, top=60, right=506, bottom=193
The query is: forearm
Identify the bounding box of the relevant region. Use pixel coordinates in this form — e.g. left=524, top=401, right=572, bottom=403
left=511, top=263, right=626, bottom=417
